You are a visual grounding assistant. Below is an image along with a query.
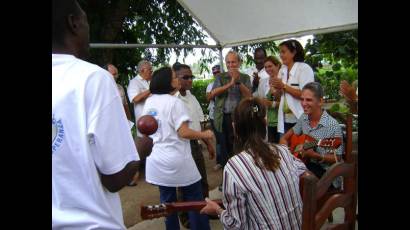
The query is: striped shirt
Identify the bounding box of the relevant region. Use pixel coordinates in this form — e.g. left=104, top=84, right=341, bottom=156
left=219, top=144, right=307, bottom=230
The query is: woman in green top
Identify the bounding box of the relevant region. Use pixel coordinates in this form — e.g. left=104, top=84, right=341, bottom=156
left=260, top=56, right=282, bottom=143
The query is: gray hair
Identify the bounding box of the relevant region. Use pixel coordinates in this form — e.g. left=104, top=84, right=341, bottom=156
left=137, top=60, right=152, bottom=73
left=225, top=50, right=242, bottom=63
left=302, top=82, right=324, bottom=100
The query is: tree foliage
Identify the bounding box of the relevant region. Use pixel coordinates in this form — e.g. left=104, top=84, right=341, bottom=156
left=304, top=29, right=358, bottom=71
left=79, top=0, right=207, bottom=86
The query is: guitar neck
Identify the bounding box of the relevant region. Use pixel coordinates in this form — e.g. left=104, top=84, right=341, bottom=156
left=141, top=199, right=223, bottom=220
left=170, top=199, right=223, bottom=212
left=303, top=140, right=318, bottom=150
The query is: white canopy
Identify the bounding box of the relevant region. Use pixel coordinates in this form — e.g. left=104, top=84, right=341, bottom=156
left=177, top=0, right=358, bottom=47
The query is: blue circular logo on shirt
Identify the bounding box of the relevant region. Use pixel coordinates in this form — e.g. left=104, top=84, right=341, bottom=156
left=52, top=116, right=65, bottom=154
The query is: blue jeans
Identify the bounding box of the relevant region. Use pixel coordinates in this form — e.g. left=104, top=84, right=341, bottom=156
left=159, top=181, right=210, bottom=230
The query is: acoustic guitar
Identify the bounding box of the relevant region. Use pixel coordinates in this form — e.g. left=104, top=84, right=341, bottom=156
left=141, top=199, right=223, bottom=220
left=289, top=134, right=342, bottom=162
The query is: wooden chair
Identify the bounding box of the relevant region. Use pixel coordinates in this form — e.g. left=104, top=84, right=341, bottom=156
left=300, top=113, right=358, bottom=230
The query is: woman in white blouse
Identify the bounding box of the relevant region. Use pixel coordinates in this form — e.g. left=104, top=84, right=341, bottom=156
left=200, top=97, right=307, bottom=229
left=271, top=39, right=315, bottom=135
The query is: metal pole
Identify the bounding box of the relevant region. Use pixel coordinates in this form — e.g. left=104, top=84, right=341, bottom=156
left=90, top=43, right=219, bottom=49
left=218, top=46, right=224, bottom=73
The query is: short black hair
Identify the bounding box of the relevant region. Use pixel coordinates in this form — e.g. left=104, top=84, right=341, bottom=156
left=150, top=67, right=175, bottom=94
left=254, top=47, right=267, bottom=57
left=279, top=39, right=305, bottom=62
left=52, top=0, right=82, bottom=46
left=172, top=62, right=190, bottom=72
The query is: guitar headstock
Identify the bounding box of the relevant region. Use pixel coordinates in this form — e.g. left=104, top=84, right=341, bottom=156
left=141, top=203, right=169, bottom=220
left=317, top=137, right=342, bottom=149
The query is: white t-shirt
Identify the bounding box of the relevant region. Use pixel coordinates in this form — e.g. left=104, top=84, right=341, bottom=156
left=175, top=90, right=204, bottom=132
left=127, top=74, right=150, bottom=136
left=206, top=82, right=215, bottom=120
left=142, top=94, right=201, bottom=187
left=52, top=54, right=139, bottom=230
left=246, top=67, right=270, bottom=96
left=277, top=62, right=314, bottom=133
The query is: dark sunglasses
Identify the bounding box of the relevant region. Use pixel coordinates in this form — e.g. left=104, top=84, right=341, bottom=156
left=181, top=75, right=195, bottom=80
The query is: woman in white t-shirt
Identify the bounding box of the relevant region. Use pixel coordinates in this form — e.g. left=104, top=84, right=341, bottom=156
left=271, top=39, right=315, bottom=134
left=142, top=67, right=213, bottom=230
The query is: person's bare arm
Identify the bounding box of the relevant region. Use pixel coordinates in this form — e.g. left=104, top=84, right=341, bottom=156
left=123, top=103, right=131, bottom=120
left=212, top=81, right=234, bottom=97
left=279, top=128, right=294, bottom=146
left=177, top=122, right=214, bottom=140
left=271, top=78, right=302, bottom=99
left=238, top=83, right=252, bottom=98
left=206, top=92, right=214, bottom=102
left=302, top=149, right=341, bottom=164
left=100, top=161, right=139, bottom=192
left=131, top=90, right=151, bottom=104
left=201, top=137, right=215, bottom=160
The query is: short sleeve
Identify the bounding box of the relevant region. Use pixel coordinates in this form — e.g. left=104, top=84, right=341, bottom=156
left=292, top=116, right=303, bottom=135
left=127, top=78, right=143, bottom=102
left=87, top=72, right=139, bottom=175
left=170, top=99, right=191, bottom=132
left=298, top=64, right=315, bottom=89
left=206, top=82, right=214, bottom=93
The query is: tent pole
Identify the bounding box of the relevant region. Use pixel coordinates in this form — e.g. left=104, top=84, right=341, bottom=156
left=218, top=46, right=224, bottom=73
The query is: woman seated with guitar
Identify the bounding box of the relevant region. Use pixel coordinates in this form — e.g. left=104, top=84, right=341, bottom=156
left=200, top=97, right=307, bottom=229
left=279, top=82, right=344, bottom=189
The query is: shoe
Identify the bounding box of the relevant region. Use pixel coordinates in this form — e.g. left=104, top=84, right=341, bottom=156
left=213, top=164, right=222, bottom=171
left=128, top=181, right=137, bottom=187
left=207, top=214, right=219, bottom=220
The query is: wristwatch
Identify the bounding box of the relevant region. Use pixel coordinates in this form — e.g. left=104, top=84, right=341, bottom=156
left=235, top=81, right=241, bottom=85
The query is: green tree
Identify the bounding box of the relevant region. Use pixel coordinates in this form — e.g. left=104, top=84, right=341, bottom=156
left=304, top=29, right=358, bottom=71
left=79, top=0, right=208, bottom=86
left=304, top=29, right=358, bottom=99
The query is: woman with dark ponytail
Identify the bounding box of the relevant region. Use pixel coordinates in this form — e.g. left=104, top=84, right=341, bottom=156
left=201, top=97, right=307, bottom=229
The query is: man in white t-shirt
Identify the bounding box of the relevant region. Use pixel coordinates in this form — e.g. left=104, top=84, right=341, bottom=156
left=52, top=1, right=139, bottom=229
left=127, top=60, right=153, bottom=137
left=245, top=47, right=270, bottom=96
left=173, top=63, right=215, bottom=198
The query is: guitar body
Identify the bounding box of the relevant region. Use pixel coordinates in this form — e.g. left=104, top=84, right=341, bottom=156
left=289, top=134, right=315, bottom=162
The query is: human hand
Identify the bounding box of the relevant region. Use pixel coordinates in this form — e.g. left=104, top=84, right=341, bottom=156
left=271, top=77, right=284, bottom=89
left=339, top=80, right=357, bottom=101
left=202, top=129, right=214, bottom=140
left=252, top=72, right=260, bottom=86
left=200, top=198, right=223, bottom=216
left=229, top=68, right=240, bottom=82
left=207, top=143, right=216, bottom=160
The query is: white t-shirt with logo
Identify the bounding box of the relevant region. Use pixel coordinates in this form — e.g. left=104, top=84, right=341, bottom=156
left=52, top=54, right=139, bottom=229
left=142, top=94, right=201, bottom=187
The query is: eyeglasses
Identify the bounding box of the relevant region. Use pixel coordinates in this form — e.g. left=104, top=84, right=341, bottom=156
left=181, top=75, right=195, bottom=80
